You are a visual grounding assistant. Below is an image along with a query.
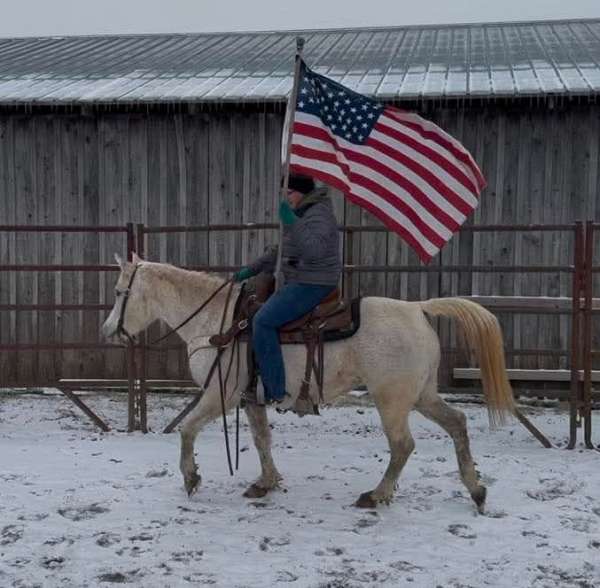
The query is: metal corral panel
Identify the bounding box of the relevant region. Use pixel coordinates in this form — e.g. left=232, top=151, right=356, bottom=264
left=0, top=19, right=599, bottom=104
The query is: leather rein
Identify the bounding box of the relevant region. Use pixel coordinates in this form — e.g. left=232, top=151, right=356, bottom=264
left=115, top=263, right=240, bottom=476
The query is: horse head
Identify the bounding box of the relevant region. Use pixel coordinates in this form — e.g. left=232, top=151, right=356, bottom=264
left=102, top=252, right=154, bottom=345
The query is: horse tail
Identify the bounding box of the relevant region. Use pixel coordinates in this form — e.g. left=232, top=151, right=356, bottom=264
left=419, top=297, right=515, bottom=427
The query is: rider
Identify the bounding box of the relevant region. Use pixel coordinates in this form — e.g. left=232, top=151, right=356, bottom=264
left=233, top=173, right=341, bottom=407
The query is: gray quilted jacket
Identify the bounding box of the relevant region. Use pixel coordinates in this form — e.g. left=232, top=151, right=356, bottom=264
left=249, top=188, right=341, bottom=286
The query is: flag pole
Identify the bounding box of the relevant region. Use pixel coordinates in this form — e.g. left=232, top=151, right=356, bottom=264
left=275, top=36, right=305, bottom=290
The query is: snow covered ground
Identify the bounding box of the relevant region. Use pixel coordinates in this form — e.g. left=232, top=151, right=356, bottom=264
left=0, top=391, right=599, bottom=588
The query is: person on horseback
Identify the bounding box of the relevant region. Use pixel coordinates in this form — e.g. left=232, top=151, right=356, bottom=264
left=233, top=173, right=342, bottom=407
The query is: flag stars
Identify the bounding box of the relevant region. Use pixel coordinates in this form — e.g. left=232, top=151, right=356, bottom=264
left=297, top=65, right=380, bottom=146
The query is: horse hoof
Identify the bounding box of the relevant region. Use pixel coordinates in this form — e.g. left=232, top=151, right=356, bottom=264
left=184, top=472, right=201, bottom=497
left=355, top=492, right=377, bottom=508
left=243, top=484, right=269, bottom=499
left=471, top=486, right=487, bottom=513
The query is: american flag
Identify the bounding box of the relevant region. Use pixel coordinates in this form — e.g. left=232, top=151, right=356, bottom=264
left=288, top=61, right=486, bottom=263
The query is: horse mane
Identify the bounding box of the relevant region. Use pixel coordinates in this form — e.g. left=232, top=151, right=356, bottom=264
left=140, top=261, right=226, bottom=295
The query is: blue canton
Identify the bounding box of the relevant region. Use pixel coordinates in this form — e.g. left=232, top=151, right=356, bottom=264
left=295, top=61, right=384, bottom=145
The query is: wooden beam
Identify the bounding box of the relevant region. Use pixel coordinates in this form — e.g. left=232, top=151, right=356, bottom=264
left=453, top=368, right=600, bottom=382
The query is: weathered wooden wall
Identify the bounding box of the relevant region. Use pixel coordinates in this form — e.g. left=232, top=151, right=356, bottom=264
left=1, top=101, right=599, bottom=385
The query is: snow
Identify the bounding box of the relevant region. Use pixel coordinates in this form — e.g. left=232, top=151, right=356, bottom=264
left=1, top=392, right=599, bottom=588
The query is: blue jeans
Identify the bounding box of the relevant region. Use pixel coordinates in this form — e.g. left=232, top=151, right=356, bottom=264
left=252, top=283, right=336, bottom=401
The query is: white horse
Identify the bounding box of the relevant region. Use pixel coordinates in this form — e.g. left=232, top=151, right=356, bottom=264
left=102, top=253, right=515, bottom=511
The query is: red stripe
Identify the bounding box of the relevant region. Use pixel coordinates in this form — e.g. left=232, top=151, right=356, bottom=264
left=294, top=120, right=470, bottom=223
left=291, top=142, right=448, bottom=248
left=384, top=106, right=486, bottom=190
left=290, top=161, right=432, bottom=263
left=367, top=136, right=474, bottom=218
left=375, top=116, right=480, bottom=196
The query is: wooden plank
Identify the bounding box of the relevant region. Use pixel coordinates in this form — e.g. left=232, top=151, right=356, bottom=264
left=14, top=116, right=36, bottom=384
left=459, top=295, right=594, bottom=311
left=145, top=115, right=167, bottom=379
left=0, top=116, right=15, bottom=385
left=183, top=114, right=209, bottom=269
left=166, top=114, right=186, bottom=380
left=558, top=108, right=574, bottom=369
left=514, top=112, right=533, bottom=369
left=265, top=113, right=283, bottom=258
left=540, top=113, right=561, bottom=370
left=241, top=114, right=259, bottom=267
left=497, top=111, right=518, bottom=366
left=35, top=116, right=58, bottom=384
left=101, top=115, right=128, bottom=380
left=453, top=367, right=600, bottom=383
left=58, top=117, right=83, bottom=379
left=81, top=116, right=101, bottom=379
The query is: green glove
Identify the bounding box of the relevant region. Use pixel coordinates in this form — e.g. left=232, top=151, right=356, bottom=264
left=233, top=267, right=254, bottom=282
left=279, top=200, right=297, bottom=226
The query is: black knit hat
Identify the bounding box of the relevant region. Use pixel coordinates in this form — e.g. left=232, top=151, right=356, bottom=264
left=287, top=173, right=315, bottom=195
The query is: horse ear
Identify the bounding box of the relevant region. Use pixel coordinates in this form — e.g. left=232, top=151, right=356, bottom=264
left=114, top=253, right=125, bottom=268
left=132, top=252, right=143, bottom=264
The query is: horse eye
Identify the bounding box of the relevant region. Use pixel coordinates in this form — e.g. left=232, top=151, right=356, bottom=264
left=115, top=290, right=121, bottom=297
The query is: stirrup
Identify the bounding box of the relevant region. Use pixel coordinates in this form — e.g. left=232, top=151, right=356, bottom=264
left=240, top=387, right=261, bottom=408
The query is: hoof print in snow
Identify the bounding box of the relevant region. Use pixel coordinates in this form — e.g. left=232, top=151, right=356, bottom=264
left=526, top=478, right=582, bottom=502
left=448, top=524, right=477, bottom=539
left=58, top=503, right=110, bottom=521
left=41, top=556, right=65, bottom=569
left=482, top=509, right=507, bottom=519
left=17, top=513, right=49, bottom=522
left=97, top=571, right=137, bottom=583
left=0, top=525, right=24, bottom=545
left=171, top=550, right=203, bottom=563
left=560, top=516, right=593, bottom=533
left=276, top=571, right=298, bottom=583
left=129, top=533, right=153, bottom=542
left=96, top=532, right=122, bottom=547
left=390, top=561, right=424, bottom=573
left=145, top=469, right=169, bottom=478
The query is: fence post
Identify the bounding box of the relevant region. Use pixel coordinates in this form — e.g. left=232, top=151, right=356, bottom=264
left=345, top=228, right=355, bottom=300
left=568, top=221, right=584, bottom=449
left=125, top=222, right=137, bottom=432
left=136, top=223, right=148, bottom=433
left=583, top=221, right=594, bottom=448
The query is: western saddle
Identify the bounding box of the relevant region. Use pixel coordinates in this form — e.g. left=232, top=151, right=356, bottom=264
left=208, top=273, right=356, bottom=415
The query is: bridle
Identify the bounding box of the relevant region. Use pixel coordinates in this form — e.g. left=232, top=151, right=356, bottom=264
left=114, top=262, right=231, bottom=346
left=112, top=261, right=240, bottom=476
left=115, top=263, right=141, bottom=344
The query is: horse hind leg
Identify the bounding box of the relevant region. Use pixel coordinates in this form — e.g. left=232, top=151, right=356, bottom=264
left=356, top=380, right=417, bottom=508
left=243, top=404, right=282, bottom=498
left=416, top=384, right=486, bottom=513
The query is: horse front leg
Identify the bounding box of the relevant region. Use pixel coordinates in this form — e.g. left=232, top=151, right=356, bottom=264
left=243, top=404, right=282, bottom=498
left=179, top=389, right=228, bottom=497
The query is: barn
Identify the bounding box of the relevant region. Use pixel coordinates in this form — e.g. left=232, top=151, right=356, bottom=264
left=1, top=18, right=599, bottom=389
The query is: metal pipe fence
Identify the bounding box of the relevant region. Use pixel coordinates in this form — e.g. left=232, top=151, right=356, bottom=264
left=0, top=221, right=596, bottom=447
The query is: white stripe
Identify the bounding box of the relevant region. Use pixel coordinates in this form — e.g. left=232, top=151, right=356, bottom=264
left=377, top=114, right=480, bottom=202
left=289, top=152, right=439, bottom=257
left=292, top=130, right=467, bottom=227
left=292, top=132, right=454, bottom=239
left=294, top=111, right=477, bottom=212
left=383, top=110, right=482, bottom=190
left=372, top=122, right=479, bottom=209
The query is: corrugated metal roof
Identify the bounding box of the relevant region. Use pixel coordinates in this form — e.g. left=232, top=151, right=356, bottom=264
left=0, top=19, right=599, bottom=104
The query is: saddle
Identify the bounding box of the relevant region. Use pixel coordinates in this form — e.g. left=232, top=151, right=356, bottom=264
left=208, top=274, right=359, bottom=415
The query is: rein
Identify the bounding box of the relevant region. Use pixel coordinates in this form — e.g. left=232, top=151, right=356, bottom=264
left=115, top=264, right=241, bottom=475
left=151, top=279, right=232, bottom=345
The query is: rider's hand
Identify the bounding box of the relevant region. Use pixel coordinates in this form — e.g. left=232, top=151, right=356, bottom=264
left=233, top=267, right=254, bottom=282
left=279, top=200, right=297, bottom=226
